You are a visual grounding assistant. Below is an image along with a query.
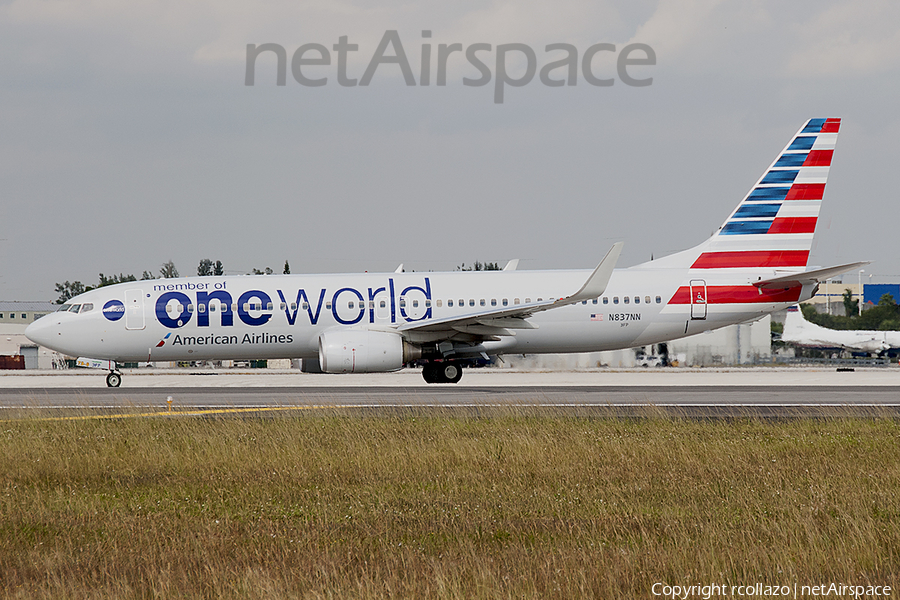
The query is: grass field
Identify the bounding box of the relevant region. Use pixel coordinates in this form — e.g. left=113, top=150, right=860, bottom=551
left=1, top=411, right=899, bottom=598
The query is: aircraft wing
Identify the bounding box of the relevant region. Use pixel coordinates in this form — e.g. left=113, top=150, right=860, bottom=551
left=753, top=261, right=871, bottom=290
left=396, top=243, right=623, bottom=338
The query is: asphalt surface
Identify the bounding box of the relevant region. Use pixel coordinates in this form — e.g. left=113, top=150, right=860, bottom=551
left=2, top=368, right=899, bottom=418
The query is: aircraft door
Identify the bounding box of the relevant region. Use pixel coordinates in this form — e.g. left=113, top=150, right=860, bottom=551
left=125, top=289, right=146, bottom=330
left=689, top=279, right=707, bottom=320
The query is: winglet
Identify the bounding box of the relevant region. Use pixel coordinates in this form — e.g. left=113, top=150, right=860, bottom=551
left=394, top=264, right=404, bottom=274
left=560, top=242, right=623, bottom=304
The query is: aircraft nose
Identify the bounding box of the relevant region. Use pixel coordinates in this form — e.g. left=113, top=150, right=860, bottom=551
left=25, top=314, right=60, bottom=348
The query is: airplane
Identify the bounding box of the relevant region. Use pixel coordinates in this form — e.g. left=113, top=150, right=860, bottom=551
left=26, top=118, right=868, bottom=387
left=781, top=304, right=900, bottom=355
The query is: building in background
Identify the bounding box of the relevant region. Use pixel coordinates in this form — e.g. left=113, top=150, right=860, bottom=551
left=0, top=301, right=58, bottom=369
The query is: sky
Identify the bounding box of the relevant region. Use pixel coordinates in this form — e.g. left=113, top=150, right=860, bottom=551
left=2, top=0, right=899, bottom=300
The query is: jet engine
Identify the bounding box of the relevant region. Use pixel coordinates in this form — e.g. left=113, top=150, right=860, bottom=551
left=318, top=329, right=421, bottom=373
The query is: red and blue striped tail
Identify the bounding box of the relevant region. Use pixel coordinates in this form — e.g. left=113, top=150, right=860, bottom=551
left=691, top=118, right=840, bottom=270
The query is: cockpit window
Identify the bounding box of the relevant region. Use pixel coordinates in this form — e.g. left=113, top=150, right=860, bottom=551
left=69, top=304, right=82, bottom=313
left=81, top=303, right=94, bottom=313
left=57, top=304, right=71, bottom=312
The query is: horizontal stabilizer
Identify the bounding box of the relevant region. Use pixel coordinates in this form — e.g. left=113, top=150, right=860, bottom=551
left=753, top=261, right=870, bottom=289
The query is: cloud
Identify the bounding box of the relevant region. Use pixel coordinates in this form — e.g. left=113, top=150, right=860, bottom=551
left=786, top=0, right=900, bottom=76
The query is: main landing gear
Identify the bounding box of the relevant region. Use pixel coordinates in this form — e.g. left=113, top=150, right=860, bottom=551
left=106, top=371, right=122, bottom=388
left=422, top=361, right=463, bottom=384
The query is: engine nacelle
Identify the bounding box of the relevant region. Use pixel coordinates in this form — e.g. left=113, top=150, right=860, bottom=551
left=318, top=329, right=421, bottom=373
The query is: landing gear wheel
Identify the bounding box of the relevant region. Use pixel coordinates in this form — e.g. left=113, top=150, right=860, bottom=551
left=422, top=362, right=463, bottom=384
left=106, top=372, right=122, bottom=388
left=422, top=363, right=438, bottom=384
left=441, top=363, right=462, bottom=384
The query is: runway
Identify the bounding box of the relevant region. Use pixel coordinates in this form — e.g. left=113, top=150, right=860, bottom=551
left=2, top=368, right=899, bottom=418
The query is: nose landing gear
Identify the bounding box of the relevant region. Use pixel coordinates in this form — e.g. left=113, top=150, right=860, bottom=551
left=422, top=361, right=463, bottom=384
left=106, top=371, right=122, bottom=388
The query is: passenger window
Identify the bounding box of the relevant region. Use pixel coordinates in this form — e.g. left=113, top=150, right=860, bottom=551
left=436, top=300, right=442, bottom=307
left=603, top=297, right=608, bottom=304
left=469, top=299, right=475, bottom=307
left=379, top=300, right=386, bottom=308
left=413, top=300, right=419, bottom=308
left=525, top=298, right=531, bottom=303
left=613, top=297, right=619, bottom=304
left=399, top=299, right=406, bottom=308
left=166, top=304, right=174, bottom=313
left=210, top=304, right=217, bottom=312
left=448, top=300, right=454, bottom=307
left=460, top=299, right=465, bottom=307
left=537, top=298, right=542, bottom=302
left=231, top=304, right=238, bottom=312
left=635, top=297, right=640, bottom=304
left=502, top=299, right=508, bottom=306
left=645, top=296, right=651, bottom=304
left=656, top=296, right=662, bottom=304
left=425, top=300, right=432, bottom=308
left=325, top=302, right=332, bottom=310
left=302, top=302, right=309, bottom=310
left=198, top=304, right=206, bottom=313
left=348, top=301, right=354, bottom=309
left=243, top=303, right=251, bottom=312
left=592, top=299, right=598, bottom=305
left=582, top=300, right=587, bottom=305
left=266, top=302, right=273, bottom=311
left=480, top=299, right=485, bottom=307
left=624, top=297, right=630, bottom=304
left=290, top=303, right=297, bottom=311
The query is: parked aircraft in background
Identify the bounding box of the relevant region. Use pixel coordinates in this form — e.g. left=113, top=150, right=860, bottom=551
left=27, top=118, right=866, bottom=386
left=782, top=305, right=900, bottom=355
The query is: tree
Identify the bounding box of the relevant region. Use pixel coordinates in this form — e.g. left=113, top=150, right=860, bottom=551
left=141, top=271, right=155, bottom=280
left=457, top=261, right=500, bottom=271
left=214, top=260, right=224, bottom=276
left=160, top=260, right=179, bottom=279
left=198, top=258, right=214, bottom=277
left=283, top=260, right=291, bottom=275
left=842, top=289, right=858, bottom=317
left=252, top=267, right=273, bottom=275
left=98, top=273, right=136, bottom=287
left=54, top=281, right=86, bottom=304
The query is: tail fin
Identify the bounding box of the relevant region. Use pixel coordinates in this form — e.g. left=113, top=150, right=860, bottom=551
left=782, top=303, right=826, bottom=343
left=637, top=118, right=841, bottom=270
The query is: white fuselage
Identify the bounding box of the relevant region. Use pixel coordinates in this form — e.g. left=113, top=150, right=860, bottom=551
left=782, top=308, right=900, bottom=353
left=26, top=266, right=811, bottom=364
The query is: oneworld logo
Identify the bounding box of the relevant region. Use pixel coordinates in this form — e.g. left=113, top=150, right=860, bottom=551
left=245, top=30, right=655, bottom=103
left=102, top=300, right=125, bottom=322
